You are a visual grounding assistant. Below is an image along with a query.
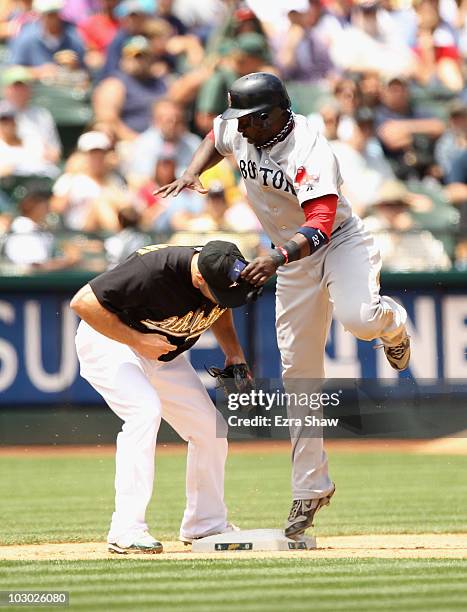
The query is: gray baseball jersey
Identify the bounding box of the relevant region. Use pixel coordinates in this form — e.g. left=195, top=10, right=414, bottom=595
left=213, top=112, right=352, bottom=245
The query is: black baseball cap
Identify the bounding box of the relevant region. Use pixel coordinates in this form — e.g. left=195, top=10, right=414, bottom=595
left=198, top=240, right=256, bottom=308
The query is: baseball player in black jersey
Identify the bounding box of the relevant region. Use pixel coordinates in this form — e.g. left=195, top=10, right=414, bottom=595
left=71, top=241, right=256, bottom=554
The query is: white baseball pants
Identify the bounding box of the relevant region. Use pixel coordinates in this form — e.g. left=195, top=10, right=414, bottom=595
left=275, top=216, right=407, bottom=499
left=75, top=321, right=228, bottom=542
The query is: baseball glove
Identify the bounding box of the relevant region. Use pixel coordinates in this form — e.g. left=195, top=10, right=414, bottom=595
left=205, top=363, right=253, bottom=396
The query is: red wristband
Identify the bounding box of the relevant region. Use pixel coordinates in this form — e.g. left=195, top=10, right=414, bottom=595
left=276, top=246, right=289, bottom=265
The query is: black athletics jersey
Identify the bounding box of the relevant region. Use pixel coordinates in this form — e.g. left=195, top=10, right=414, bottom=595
left=89, top=245, right=226, bottom=362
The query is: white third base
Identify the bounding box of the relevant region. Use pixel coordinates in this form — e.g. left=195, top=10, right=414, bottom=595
left=191, top=529, right=316, bottom=553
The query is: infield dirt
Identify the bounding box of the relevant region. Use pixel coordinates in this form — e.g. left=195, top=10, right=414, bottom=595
left=1, top=534, right=466, bottom=561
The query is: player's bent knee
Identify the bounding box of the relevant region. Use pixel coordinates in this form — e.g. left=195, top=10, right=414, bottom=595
left=338, top=307, right=384, bottom=341
left=120, top=401, right=162, bottom=428
left=190, top=413, right=227, bottom=446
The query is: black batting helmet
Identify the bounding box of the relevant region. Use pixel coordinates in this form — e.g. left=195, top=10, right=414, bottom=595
left=221, top=72, right=291, bottom=120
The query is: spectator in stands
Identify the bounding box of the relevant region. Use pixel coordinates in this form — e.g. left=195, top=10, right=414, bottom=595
left=1, top=66, right=62, bottom=165
left=331, top=106, right=395, bottom=215
left=125, top=98, right=201, bottom=186
left=78, top=0, right=120, bottom=71
left=244, top=0, right=312, bottom=50
left=308, top=85, right=359, bottom=143
left=9, top=0, right=87, bottom=83
left=375, top=75, right=445, bottom=179
left=2, top=190, right=81, bottom=269
left=157, top=0, right=187, bottom=35
left=195, top=31, right=273, bottom=134
left=230, top=4, right=267, bottom=38
left=378, top=0, right=419, bottom=47
left=435, top=100, right=467, bottom=178
left=312, top=101, right=341, bottom=141
left=168, top=0, right=225, bottom=43
left=169, top=181, right=264, bottom=259
left=184, top=181, right=260, bottom=233
left=51, top=130, right=128, bottom=231
left=357, top=70, right=382, bottom=108
left=363, top=179, right=451, bottom=271
left=0, top=0, right=37, bottom=42
left=0, top=194, right=13, bottom=235
left=197, top=157, right=244, bottom=207
left=455, top=0, right=467, bottom=57
left=140, top=17, right=204, bottom=81
left=444, top=148, right=467, bottom=258
left=327, top=0, right=353, bottom=26
left=446, top=149, right=467, bottom=200
left=207, top=3, right=268, bottom=55
left=143, top=18, right=178, bottom=78
left=279, top=0, right=341, bottom=82
left=183, top=182, right=232, bottom=232
left=61, top=0, right=100, bottom=25
left=412, top=0, right=463, bottom=92
left=92, top=35, right=167, bottom=141
left=329, top=0, right=417, bottom=78
left=98, top=0, right=155, bottom=81
left=104, top=206, right=150, bottom=268
left=136, top=144, right=204, bottom=232
left=0, top=100, right=60, bottom=178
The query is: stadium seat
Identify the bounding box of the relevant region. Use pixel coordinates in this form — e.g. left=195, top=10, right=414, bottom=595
left=407, top=179, right=459, bottom=257
left=0, top=175, right=54, bottom=204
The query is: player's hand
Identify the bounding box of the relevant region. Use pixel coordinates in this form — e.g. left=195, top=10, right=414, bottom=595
left=240, top=255, right=278, bottom=287
left=130, top=332, right=177, bottom=360
left=153, top=172, right=208, bottom=198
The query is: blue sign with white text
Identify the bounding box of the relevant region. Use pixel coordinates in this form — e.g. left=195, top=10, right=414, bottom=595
left=1, top=288, right=467, bottom=404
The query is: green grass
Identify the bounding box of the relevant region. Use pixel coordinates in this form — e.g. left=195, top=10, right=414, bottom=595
left=0, top=450, right=466, bottom=545
left=0, top=559, right=466, bottom=612
left=1, top=448, right=466, bottom=611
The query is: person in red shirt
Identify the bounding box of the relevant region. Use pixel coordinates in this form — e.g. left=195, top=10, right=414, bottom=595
left=413, top=0, right=463, bottom=92
left=78, top=0, right=120, bottom=70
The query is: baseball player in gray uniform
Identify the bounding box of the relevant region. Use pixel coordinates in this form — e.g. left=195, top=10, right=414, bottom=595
left=156, top=73, right=411, bottom=539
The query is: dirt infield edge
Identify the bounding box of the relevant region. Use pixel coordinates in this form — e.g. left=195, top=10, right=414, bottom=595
left=1, top=534, right=466, bottom=561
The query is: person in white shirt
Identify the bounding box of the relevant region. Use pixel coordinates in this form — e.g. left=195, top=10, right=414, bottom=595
left=3, top=190, right=80, bottom=269
left=125, top=98, right=201, bottom=185
left=0, top=100, right=60, bottom=179
left=1, top=66, right=62, bottom=165
left=363, top=180, right=452, bottom=272
left=51, top=131, right=128, bottom=231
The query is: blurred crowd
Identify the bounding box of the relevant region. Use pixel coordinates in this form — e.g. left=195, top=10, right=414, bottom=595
left=0, top=0, right=466, bottom=274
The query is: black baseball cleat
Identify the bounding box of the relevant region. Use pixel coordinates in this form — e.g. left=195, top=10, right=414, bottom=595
left=383, top=335, right=411, bottom=371
left=284, top=485, right=335, bottom=539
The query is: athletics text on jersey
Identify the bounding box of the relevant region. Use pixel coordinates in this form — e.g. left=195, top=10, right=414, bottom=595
left=90, top=246, right=226, bottom=362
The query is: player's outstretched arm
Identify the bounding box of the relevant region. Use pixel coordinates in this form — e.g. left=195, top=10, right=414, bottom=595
left=154, top=136, right=224, bottom=198
left=70, top=284, right=177, bottom=360
left=240, top=234, right=311, bottom=287
left=211, top=309, right=247, bottom=367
